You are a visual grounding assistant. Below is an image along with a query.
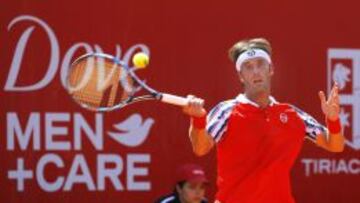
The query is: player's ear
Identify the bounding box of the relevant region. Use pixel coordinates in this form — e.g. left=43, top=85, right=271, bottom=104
left=269, top=64, right=274, bottom=76
left=238, top=71, right=245, bottom=83
left=176, top=184, right=182, bottom=194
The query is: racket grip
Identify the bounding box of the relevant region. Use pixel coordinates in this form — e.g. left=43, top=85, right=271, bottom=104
left=161, top=93, right=188, bottom=106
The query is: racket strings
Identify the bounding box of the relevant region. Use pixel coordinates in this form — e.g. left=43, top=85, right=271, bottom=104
left=68, top=56, right=136, bottom=109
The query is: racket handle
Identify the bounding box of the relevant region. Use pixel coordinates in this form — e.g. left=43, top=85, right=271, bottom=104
left=161, top=93, right=188, bottom=106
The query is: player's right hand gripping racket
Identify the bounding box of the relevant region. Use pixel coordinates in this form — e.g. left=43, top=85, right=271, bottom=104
left=65, top=52, right=189, bottom=112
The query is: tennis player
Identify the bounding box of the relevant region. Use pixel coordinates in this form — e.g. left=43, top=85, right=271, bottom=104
left=183, top=38, right=345, bottom=203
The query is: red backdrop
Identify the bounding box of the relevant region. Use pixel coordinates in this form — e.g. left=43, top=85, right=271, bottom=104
left=1, top=0, right=360, bottom=202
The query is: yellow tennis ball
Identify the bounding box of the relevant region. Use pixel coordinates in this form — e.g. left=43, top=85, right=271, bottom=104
left=132, top=52, right=149, bottom=68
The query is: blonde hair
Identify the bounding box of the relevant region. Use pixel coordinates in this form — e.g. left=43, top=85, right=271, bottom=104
left=228, top=38, right=272, bottom=63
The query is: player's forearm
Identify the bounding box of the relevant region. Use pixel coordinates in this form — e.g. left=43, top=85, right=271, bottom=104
left=327, top=132, right=345, bottom=152
left=189, top=125, right=214, bottom=156
left=317, top=132, right=345, bottom=152
left=182, top=95, right=213, bottom=156
left=317, top=119, right=345, bottom=152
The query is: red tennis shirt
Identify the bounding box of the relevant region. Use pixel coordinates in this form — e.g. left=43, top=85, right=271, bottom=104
left=206, top=94, right=327, bottom=203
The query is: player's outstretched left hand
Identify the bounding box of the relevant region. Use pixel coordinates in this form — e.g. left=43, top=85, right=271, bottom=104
left=319, top=83, right=340, bottom=121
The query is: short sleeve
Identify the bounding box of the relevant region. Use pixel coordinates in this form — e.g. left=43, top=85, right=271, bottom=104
left=291, top=105, right=328, bottom=142
left=206, top=100, right=237, bottom=143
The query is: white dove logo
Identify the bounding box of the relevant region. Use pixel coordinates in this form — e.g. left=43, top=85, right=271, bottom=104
left=107, top=114, right=154, bottom=147
left=332, top=63, right=351, bottom=90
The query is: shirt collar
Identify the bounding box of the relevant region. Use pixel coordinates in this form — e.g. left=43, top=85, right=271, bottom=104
left=235, top=94, right=278, bottom=108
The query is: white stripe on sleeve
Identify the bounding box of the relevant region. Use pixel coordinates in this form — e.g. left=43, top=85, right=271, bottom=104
left=291, top=105, right=328, bottom=141
left=206, top=100, right=237, bottom=143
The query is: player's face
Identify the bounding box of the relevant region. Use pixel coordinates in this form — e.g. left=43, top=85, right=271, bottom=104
left=177, top=182, right=206, bottom=203
left=238, top=57, right=274, bottom=94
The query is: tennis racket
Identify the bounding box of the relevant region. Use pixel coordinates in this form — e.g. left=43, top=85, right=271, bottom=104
left=65, top=52, right=189, bottom=112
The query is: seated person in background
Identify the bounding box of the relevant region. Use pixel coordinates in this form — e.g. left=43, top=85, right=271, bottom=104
left=155, top=164, right=209, bottom=203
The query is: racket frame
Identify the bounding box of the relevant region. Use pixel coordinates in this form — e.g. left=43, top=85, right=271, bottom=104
left=66, top=53, right=188, bottom=112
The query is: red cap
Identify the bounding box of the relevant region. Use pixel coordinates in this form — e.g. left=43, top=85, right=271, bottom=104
left=176, top=164, right=208, bottom=183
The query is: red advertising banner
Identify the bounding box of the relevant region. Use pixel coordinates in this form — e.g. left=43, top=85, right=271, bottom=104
left=1, top=1, right=359, bottom=202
